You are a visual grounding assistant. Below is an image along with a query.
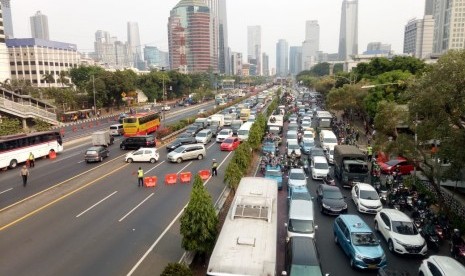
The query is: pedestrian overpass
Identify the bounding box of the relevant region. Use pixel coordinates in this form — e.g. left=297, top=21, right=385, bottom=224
left=0, top=87, right=59, bottom=127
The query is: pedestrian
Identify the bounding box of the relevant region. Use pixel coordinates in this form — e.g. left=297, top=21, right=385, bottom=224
left=137, top=167, right=144, bottom=187
left=20, top=165, right=29, bottom=187
left=366, top=144, right=373, bottom=162
left=211, top=159, right=218, bottom=176
left=28, top=152, right=35, bottom=167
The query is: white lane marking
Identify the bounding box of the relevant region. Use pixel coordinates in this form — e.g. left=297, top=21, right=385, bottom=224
left=207, top=141, right=217, bottom=149
left=127, top=151, right=233, bottom=276
left=177, top=162, right=192, bottom=174
left=0, top=188, right=13, bottom=195
left=145, top=161, right=165, bottom=174
left=118, top=193, right=154, bottom=222
left=77, top=160, right=85, bottom=164
left=76, top=191, right=118, bottom=218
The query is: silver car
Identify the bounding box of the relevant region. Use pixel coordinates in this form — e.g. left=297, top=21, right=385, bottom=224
left=167, top=144, right=206, bottom=163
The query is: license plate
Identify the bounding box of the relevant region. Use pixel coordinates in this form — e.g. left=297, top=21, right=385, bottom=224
left=368, top=264, right=377, bottom=269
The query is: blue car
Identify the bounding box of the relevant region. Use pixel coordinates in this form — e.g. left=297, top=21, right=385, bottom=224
left=300, top=140, right=315, bottom=155
left=262, top=141, right=277, bottom=154
left=264, top=165, right=283, bottom=190
left=333, top=214, right=387, bottom=270
left=287, top=185, right=312, bottom=206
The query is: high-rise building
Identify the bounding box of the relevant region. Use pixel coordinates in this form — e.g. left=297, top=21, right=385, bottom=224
left=230, top=52, right=243, bottom=76
left=127, top=22, right=143, bottom=69
left=424, top=0, right=434, bottom=16
left=216, top=0, right=230, bottom=75
left=302, top=20, right=319, bottom=70
left=0, top=3, right=10, bottom=82
left=94, top=30, right=116, bottom=66
left=1, top=0, right=13, bottom=38
left=247, top=25, right=261, bottom=75
left=364, top=42, right=392, bottom=55
left=168, top=0, right=214, bottom=73
left=432, top=0, right=465, bottom=54
left=144, top=46, right=169, bottom=69
left=338, top=0, right=358, bottom=61
left=30, top=11, right=49, bottom=40
left=262, top=52, right=269, bottom=76
left=289, top=46, right=302, bottom=76
left=403, top=16, right=434, bottom=59
left=276, top=39, right=289, bottom=77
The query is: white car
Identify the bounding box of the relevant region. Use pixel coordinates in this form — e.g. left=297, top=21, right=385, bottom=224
left=419, top=255, right=465, bottom=276
left=351, top=182, right=383, bottom=214
left=325, top=148, right=334, bottom=164
left=311, top=156, right=329, bottom=180
left=302, top=130, right=315, bottom=142
left=286, top=140, right=302, bottom=158
left=287, top=168, right=307, bottom=190
left=374, top=209, right=427, bottom=255
left=161, top=105, right=171, bottom=111
left=125, top=148, right=159, bottom=163
left=216, top=129, right=233, bottom=143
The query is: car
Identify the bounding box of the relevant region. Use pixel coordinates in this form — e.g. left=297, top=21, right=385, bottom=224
left=195, top=129, right=213, bottom=144
left=378, top=157, right=414, bottom=175
left=302, top=130, right=315, bottom=142
left=316, top=184, right=348, bottom=215
left=325, top=148, right=334, bottom=164
left=309, top=147, right=325, bottom=163
left=118, top=113, right=129, bottom=123
left=300, top=140, right=315, bottom=155
left=282, top=236, right=325, bottom=276
left=198, top=108, right=207, bottom=115
left=287, top=186, right=312, bottom=206
left=311, top=156, right=330, bottom=180
left=166, top=136, right=197, bottom=152
left=220, top=137, right=240, bottom=151
left=84, top=146, right=109, bottom=163
left=418, top=255, right=465, bottom=276
left=161, top=105, right=171, bottom=111
left=351, top=182, right=383, bottom=214
left=287, top=168, right=307, bottom=190
left=286, top=140, right=302, bottom=158
left=185, top=124, right=203, bottom=136
left=288, top=122, right=300, bottom=132
left=287, top=199, right=316, bottom=239
left=262, top=141, right=277, bottom=155
left=125, top=148, right=159, bottom=163
left=374, top=209, right=427, bottom=255
left=301, top=120, right=312, bottom=130
left=216, top=129, right=233, bottom=143
left=286, top=130, right=299, bottom=144
left=109, top=124, right=124, bottom=136
left=333, top=214, right=387, bottom=270
left=264, top=165, right=283, bottom=190
left=120, top=135, right=156, bottom=150
left=167, top=144, right=206, bottom=163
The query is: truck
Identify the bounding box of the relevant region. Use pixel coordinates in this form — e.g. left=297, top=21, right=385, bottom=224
left=210, top=114, right=225, bottom=128
left=240, top=108, right=251, bottom=122
left=91, top=130, right=114, bottom=147
left=267, top=114, right=284, bottom=135
left=333, top=145, right=369, bottom=188
left=194, top=118, right=209, bottom=128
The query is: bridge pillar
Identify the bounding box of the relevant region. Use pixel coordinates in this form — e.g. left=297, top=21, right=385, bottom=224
left=22, top=118, right=28, bottom=130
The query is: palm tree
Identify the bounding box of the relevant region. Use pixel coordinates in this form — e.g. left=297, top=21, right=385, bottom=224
left=57, top=71, right=70, bottom=87
left=42, top=72, right=55, bottom=88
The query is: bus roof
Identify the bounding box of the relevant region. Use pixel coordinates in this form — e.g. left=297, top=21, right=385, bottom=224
left=207, top=177, right=277, bottom=276
left=0, top=131, right=59, bottom=142
left=127, top=112, right=159, bottom=118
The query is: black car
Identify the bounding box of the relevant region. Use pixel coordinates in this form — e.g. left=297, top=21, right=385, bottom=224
left=316, top=184, right=348, bottom=215
left=283, top=236, right=325, bottom=275
left=84, top=146, right=109, bottom=163
left=208, top=125, right=221, bottom=137
left=166, top=136, right=197, bottom=152
left=120, top=135, right=156, bottom=150
left=185, top=124, right=203, bottom=135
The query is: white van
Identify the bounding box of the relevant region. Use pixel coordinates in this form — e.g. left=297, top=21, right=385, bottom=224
left=286, top=199, right=317, bottom=238
left=109, top=124, right=124, bottom=136
left=237, top=122, right=253, bottom=141
left=319, top=130, right=338, bottom=151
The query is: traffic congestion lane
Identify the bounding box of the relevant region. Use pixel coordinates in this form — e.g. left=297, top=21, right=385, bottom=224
left=0, top=137, right=234, bottom=275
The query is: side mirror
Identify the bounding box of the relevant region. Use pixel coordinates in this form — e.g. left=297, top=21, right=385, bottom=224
left=284, top=223, right=288, bottom=228
left=282, top=271, right=288, bottom=276
left=315, top=225, right=319, bottom=230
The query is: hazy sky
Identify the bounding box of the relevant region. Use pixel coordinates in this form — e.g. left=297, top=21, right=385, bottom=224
left=11, top=0, right=424, bottom=64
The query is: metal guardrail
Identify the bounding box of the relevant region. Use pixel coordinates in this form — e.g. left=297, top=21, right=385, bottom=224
left=0, top=97, right=58, bottom=125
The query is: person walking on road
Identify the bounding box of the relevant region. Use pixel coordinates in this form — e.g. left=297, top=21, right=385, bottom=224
left=366, top=144, right=373, bottom=162
left=28, top=152, right=35, bottom=168
left=20, top=165, right=29, bottom=187
left=137, top=167, right=144, bottom=187
left=211, top=159, right=218, bottom=176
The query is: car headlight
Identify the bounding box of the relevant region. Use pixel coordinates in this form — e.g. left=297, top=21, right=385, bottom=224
left=322, top=203, right=330, bottom=209
left=354, top=253, right=364, bottom=260
left=343, top=203, right=348, bottom=209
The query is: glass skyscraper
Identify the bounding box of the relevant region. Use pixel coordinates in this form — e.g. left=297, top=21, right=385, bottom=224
left=276, top=39, right=289, bottom=77
left=0, top=0, right=13, bottom=38
left=338, top=0, right=358, bottom=61
left=30, top=11, right=49, bottom=40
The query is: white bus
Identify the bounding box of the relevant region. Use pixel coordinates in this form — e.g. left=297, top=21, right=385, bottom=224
left=207, top=177, right=278, bottom=276
left=237, top=121, right=254, bottom=142
left=0, top=131, right=63, bottom=170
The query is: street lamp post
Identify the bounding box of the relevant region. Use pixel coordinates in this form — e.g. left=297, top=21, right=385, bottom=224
left=92, top=75, right=96, bottom=116
left=161, top=67, right=166, bottom=121
left=214, top=73, right=219, bottom=94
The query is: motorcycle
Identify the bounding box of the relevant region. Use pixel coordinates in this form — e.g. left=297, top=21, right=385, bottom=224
left=379, top=186, right=389, bottom=206
left=323, top=174, right=336, bottom=186
left=450, top=243, right=465, bottom=265
left=421, top=225, right=440, bottom=252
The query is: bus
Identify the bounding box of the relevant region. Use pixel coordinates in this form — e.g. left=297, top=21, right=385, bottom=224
left=122, top=112, right=161, bottom=137
left=237, top=121, right=254, bottom=142
left=240, top=108, right=251, bottom=122
left=0, top=131, right=63, bottom=170
left=207, top=177, right=277, bottom=276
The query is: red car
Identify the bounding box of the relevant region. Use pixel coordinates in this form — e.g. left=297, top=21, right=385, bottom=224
left=378, top=157, right=414, bottom=175
left=220, top=137, right=240, bottom=151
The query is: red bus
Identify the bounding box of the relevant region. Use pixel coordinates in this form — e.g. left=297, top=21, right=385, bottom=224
left=122, top=112, right=161, bottom=136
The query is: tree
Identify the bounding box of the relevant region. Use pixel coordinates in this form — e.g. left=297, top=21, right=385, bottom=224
left=69, top=65, right=105, bottom=90
left=160, top=263, right=193, bottom=276
left=326, top=84, right=367, bottom=117
left=373, top=101, right=408, bottom=141
left=42, top=72, right=55, bottom=87
left=180, top=175, right=218, bottom=259
left=224, top=161, right=243, bottom=191
left=32, top=118, right=52, bottom=132
left=0, top=117, right=23, bottom=135
left=314, top=76, right=336, bottom=95
left=57, top=71, right=70, bottom=87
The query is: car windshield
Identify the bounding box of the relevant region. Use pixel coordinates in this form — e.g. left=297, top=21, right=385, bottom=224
left=351, top=232, right=379, bottom=246
left=304, top=133, right=313, bottom=139
left=287, top=133, right=297, bottom=140
left=392, top=221, right=418, bottom=235
left=173, top=146, right=185, bottom=153
left=312, top=149, right=325, bottom=156
left=386, top=159, right=403, bottom=166
left=303, top=141, right=314, bottom=147
left=288, top=143, right=300, bottom=149
left=238, top=130, right=249, bottom=135
left=314, top=162, right=328, bottom=169
left=324, top=138, right=338, bottom=144
left=288, top=124, right=299, bottom=130
left=290, top=172, right=306, bottom=180
left=224, top=138, right=234, bottom=143
left=86, top=150, right=97, bottom=155
left=323, top=190, right=343, bottom=200
left=360, top=189, right=380, bottom=200
left=266, top=170, right=282, bottom=177
left=219, top=130, right=230, bottom=135
left=289, top=219, right=314, bottom=233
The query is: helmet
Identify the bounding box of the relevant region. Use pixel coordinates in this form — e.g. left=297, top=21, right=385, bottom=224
left=454, top=229, right=460, bottom=235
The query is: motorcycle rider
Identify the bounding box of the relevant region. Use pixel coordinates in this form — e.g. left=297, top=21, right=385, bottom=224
left=451, top=229, right=464, bottom=258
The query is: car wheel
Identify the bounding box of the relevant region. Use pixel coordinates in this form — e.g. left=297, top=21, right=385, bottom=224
left=150, top=158, right=156, bottom=164
left=121, top=145, right=126, bottom=150
left=419, top=272, right=424, bottom=276
left=198, top=154, right=203, bottom=160
left=177, top=158, right=182, bottom=164
left=127, top=158, right=133, bottom=163
left=99, top=157, right=103, bottom=162
left=388, top=240, right=394, bottom=253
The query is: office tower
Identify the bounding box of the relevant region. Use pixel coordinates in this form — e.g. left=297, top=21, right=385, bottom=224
left=289, top=46, right=302, bottom=76
left=205, top=0, right=220, bottom=73
left=168, top=0, right=213, bottom=73
left=262, top=52, right=269, bottom=77
left=231, top=52, right=243, bottom=76
left=1, top=0, right=13, bottom=38
left=365, top=42, right=391, bottom=54
left=127, top=22, right=143, bottom=69
left=404, top=16, right=434, bottom=59
left=338, top=0, right=358, bottom=61
left=432, top=0, right=465, bottom=53
left=424, top=0, right=434, bottom=16
left=247, top=25, right=261, bottom=75
left=94, top=30, right=116, bottom=66
left=276, top=39, right=289, bottom=77
left=302, top=20, right=319, bottom=70
left=217, top=0, right=230, bottom=74
left=0, top=3, right=10, bottom=81
left=114, top=41, right=131, bottom=68
left=30, top=11, right=49, bottom=40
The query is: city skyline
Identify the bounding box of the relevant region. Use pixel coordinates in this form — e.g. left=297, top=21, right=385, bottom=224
left=10, top=0, right=424, bottom=67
